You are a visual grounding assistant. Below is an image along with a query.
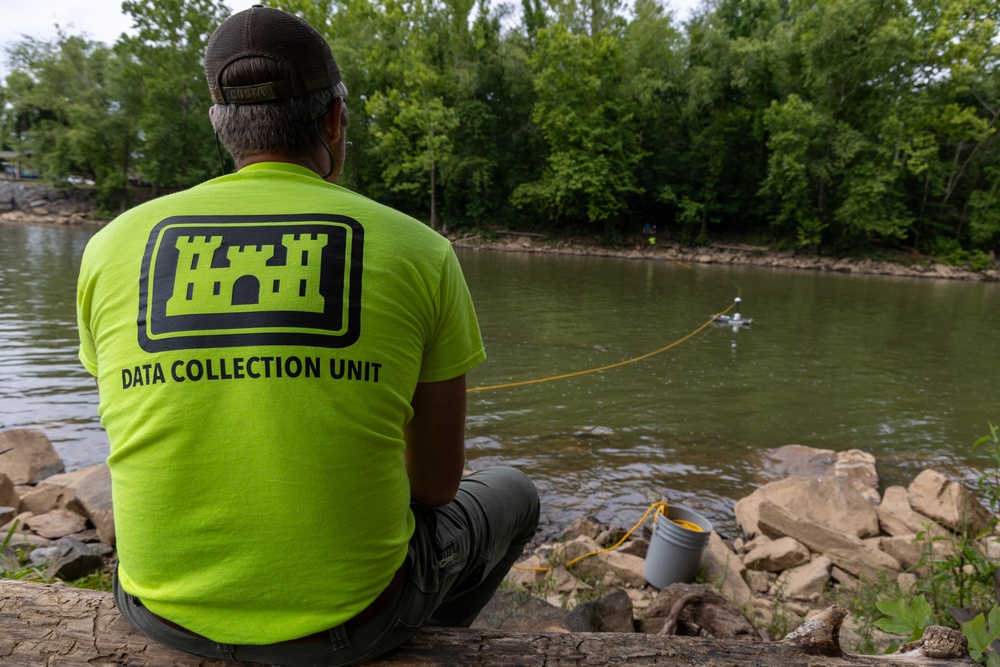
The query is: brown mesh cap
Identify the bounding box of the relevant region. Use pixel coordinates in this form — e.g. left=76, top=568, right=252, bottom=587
left=205, top=5, right=341, bottom=105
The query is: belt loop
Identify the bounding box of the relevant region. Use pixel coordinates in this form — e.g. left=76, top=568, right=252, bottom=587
left=215, top=643, right=237, bottom=659
left=328, top=624, right=350, bottom=650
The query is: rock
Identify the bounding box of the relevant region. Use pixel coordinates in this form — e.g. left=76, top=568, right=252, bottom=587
left=742, top=536, right=811, bottom=572
left=29, top=545, right=60, bottom=566
left=617, top=537, right=649, bottom=558
left=898, top=572, right=918, bottom=594
left=744, top=569, right=771, bottom=594
left=71, top=464, right=114, bottom=546
left=736, top=476, right=879, bottom=539
left=908, top=469, right=993, bottom=535
left=757, top=500, right=901, bottom=580
left=0, top=430, right=65, bottom=484
left=561, top=515, right=603, bottom=542
left=0, top=474, right=18, bottom=508
left=1, top=530, right=53, bottom=551
left=877, top=486, right=949, bottom=538
left=880, top=533, right=954, bottom=574
left=563, top=588, right=635, bottom=633
left=759, top=445, right=836, bottom=481
left=471, top=589, right=568, bottom=633
left=569, top=550, right=647, bottom=588
left=18, top=481, right=78, bottom=515
left=700, top=532, right=754, bottom=610
left=775, top=556, right=832, bottom=601
left=832, top=449, right=880, bottom=503
left=506, top=555, right=553, bottom=589
left=46, top=537, right=103, bottom=581
left=541, top=535, right=602, bottom=564
left=596, top=527, right=630, bottom=547
left=23, top=509, right=88, bottom=539
left=1, top=510, right=34, bottom=533
left=0, top=505, right=18, bottom=525
left=830, top=566, right=858, bottom=590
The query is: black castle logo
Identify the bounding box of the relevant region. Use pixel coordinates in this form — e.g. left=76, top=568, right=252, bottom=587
left=138, top=214, right=363, bottom=352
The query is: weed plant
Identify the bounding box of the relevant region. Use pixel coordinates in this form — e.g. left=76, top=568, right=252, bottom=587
left=847, top=423, right=1000, bottom=665
left=1, top=519, right=113, bottom=592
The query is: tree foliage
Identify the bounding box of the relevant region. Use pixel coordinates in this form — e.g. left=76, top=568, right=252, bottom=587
left=1, top=0, right=998, bottom=259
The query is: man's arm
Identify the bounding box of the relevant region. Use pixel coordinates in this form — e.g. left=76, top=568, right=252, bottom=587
left=403, top=374, right=467, bottom=508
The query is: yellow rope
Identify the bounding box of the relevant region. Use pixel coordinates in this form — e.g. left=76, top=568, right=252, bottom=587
left=468, top=297, right=739, bottom=394
left=512, top=500, right=705, bottom=572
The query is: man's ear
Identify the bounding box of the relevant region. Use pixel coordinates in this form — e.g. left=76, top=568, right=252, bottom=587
left=324, top=97, right=343, bottom=142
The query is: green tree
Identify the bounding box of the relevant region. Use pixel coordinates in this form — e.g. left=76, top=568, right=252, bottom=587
left=3, top=33, right=135, bottom=209
left=513, top=22, right=644, bottom=233
left=119, top=0, right=230, bottom=190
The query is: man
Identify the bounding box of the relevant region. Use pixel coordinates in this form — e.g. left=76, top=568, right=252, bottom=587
left=76, top=6, right=538, bottom=665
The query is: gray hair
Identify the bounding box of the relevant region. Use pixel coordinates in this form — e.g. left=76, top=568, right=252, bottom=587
left=210, top=56, right=348, bottom=166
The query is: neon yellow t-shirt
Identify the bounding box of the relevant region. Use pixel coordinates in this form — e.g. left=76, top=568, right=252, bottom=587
left=77, top=162, right=485, bottom=644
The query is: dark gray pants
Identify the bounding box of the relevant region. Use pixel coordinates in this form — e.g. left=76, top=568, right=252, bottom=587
left=114, top=467, right=539, bottom=666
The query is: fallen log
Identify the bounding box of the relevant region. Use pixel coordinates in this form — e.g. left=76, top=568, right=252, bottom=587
left=0, top=580, right=976, bottom=666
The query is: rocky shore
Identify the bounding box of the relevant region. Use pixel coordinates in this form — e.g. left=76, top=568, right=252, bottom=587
left=4, top=426, right=996, bottom=655
left=452, top=231, right=1000, bottom=283
left=2, top=180, right=998, bottom=282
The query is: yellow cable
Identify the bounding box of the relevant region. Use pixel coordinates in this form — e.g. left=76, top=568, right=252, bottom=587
left=468, top=296, right=739, bottom=394
left=512, top=500, right=707, bottom=572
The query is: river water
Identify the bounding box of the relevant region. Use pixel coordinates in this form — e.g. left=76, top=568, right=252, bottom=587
left=2, top=221, right=998, bottom=536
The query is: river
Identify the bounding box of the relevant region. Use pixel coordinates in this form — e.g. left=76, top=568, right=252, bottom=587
left=2, top=221, right=998, bottom=536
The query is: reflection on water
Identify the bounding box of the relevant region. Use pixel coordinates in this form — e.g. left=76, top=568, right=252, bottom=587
left=459, top=249, right=1000, bottom=535
left=2, top=222, right=999, bottom=537
left=0, top=222, right=105, bottom=467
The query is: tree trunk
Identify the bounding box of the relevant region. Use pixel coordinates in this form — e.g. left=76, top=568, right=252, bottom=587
left=0, top=580, right=976, bottom=667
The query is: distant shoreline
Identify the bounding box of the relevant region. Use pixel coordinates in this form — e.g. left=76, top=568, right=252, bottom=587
left=450, top=231, right=1000, bottom=283
left=2, top=180, right=997, bottom=283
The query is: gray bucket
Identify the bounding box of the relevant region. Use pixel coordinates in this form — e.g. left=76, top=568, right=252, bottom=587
left=642, top=505, right=713, bottom=589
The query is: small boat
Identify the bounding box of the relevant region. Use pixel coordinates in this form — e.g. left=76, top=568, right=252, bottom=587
left=712, top=297, right=752, bottom=326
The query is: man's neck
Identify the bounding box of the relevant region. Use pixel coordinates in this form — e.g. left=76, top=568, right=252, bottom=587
left=238, top=153, right=324, bottom=177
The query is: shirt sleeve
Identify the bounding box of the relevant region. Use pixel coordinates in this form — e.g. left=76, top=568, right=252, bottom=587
left=417, top=245, right=486, bottom=383
left=77, top=246, right=99, bottom=377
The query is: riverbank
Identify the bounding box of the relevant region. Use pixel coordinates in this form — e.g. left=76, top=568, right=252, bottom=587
left=2, top=181, right=998, bottom=282
left=4, top=427, right=999, bottom=656
left=451, top=230, right=1000, bottom=283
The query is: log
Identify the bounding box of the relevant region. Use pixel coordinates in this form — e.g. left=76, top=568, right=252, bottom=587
left=0, top=580, right=976, bottom=666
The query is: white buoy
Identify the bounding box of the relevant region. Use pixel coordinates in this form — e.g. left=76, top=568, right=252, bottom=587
left=733, top=297, right=742, bottom=320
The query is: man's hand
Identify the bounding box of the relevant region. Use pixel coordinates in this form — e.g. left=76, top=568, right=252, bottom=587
left=403, top=375, right=467, bottom=508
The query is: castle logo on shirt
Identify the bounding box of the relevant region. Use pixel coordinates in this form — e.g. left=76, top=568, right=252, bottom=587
left=138, top=214, right=363, bottom=352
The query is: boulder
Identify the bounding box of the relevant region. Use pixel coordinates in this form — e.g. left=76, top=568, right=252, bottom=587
left=876, top=486, right=949, bottom=538
left=561, top=515, right=603, bottom=542
left=46, top=537, right=103, bottom=581
left=23, top=509, right=88, bottom=539
left=563, top=588, right=635, bottom=633
left=18, top=481, right=78, bottom=515
left=775, top=556, right=832, bottom=601
left=700, top=532, right=753, bottom=610
left=617, top=537, right=649, bottom=558
left=0, top=430, right=65, bottom=484
left=569, top=550, right=647, bottom=588
left=908, top=469, right=993, bottom=535
left=742, top=536, right=811, bottom=572
left=759, top=445, right=836, bottom=481
left=735, top=476, right=879, bottom=539
left=0, top=505, right=17, bottom=525
left=0, top=474, right=18, bottom=508
left=880, top=533, right=955, bottom=574
left=72, top=464, right=114, bottom=546
left=832, top=449, right=880, bottom=504
left=757, top=500, right=901, bottom=580
left=744, top=569, right=771, bottom=594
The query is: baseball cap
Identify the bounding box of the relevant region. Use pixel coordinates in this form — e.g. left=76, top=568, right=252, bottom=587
left=205, top=5, right=341, bottom=105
